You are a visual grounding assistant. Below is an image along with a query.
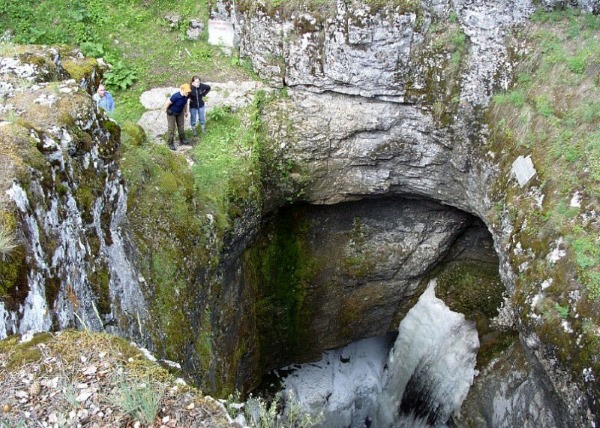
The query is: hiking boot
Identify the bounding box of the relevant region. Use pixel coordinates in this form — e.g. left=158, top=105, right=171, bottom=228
left=201, top=125, right=206, bottom=134
left=180, top=138, right=189, bottom=145
left=192, top=128, right=197, bottom=136
left=168, top=141, right=176, bottom=151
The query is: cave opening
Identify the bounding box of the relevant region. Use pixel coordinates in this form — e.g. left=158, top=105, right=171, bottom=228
left=238, top=195, right=510, bottom=426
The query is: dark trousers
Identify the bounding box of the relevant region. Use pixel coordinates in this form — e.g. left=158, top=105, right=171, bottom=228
left=167, top=113, right=185, bottom=143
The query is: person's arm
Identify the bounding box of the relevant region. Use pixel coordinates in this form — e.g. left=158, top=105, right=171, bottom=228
left=202, top=84, right=211, bottom=97
left=107, top=93, right=115, bottom=114
left=185, top=98, right=190, bottom=116
left=163, top=99, right=172, bottom=112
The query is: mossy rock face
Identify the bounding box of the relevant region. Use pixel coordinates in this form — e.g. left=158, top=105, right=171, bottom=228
left=435, top=261, right=505, bottom=320
left=3, top=45, right=100, bottom=86
left=241, top=208, right=317, bottom=372
left=484, top=10, right=600, bottom=422
left=61, top=56, right=99, bottom=83
left=0, top=246, right=29, bottom=311
left=236, top=0, right=419, bottom=20
left=17, top=47, right=69, bottom=82
left=432, top=258, right=512, bottom=370
left=117, top=136, right=217, bottom=379
left=233, top=198, right=471, bottom=395
left=0, top=45, right=143, bottom=344
left=476, top=330, right=519, bottom=370
left=405, top=13, right=469, bottom=126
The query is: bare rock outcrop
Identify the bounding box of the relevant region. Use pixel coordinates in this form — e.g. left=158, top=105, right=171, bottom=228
left=225, top=0, right=600, bottom=425
left=0, top=46, right=146, bottom=342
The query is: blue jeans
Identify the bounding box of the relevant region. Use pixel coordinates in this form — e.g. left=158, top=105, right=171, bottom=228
left=190, top=107, right=206, bottom=128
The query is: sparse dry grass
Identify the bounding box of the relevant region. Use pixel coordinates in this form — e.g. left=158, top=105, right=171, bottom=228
left=0, top=227, right=17, bottom=257
left=0, top=330, right=235, bottom=428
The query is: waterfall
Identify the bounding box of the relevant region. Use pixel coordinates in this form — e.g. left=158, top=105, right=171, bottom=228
left=275, top=335, right=394, bottom=427
left=374, top=279, right=479, bottom=427
left=275, top=279, right=479, bottom=427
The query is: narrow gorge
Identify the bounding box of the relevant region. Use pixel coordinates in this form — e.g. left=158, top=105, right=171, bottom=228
left=1, top=0, right=599, bottom=426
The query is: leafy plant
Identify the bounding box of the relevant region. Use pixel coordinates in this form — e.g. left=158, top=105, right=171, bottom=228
left=104, top=61, right=137, bottom=90
left=555, top=303, right=569, bottom=319
left=207, top=106, right=230, bottom=122
left=80, top=41, right=105, bottom=58
left=572, top=236, right=600, bottom=271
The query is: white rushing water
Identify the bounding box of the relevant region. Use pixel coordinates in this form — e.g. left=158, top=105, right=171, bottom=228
left=374, top=279, right=479, bottom=427
left=278, top=279, right=479, bottom=427
left=277, top=335, right=394, bottom=428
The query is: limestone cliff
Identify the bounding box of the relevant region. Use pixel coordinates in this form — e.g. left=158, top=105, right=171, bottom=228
left=228, top=0, right=600, bottom=425
left=1, top=0, right=599, bottom=426
left=0, top=46, right=146, bottom=341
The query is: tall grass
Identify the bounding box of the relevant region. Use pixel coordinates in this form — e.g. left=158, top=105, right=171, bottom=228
left=0, top=203, right=17, bottom=257
left=190, top=96, right=266, bottom=231
left=228, top=391, right=322, bottom=428
left=0, top=227, right=17, bottom=257
left=192, top=107, right=253, bottom=217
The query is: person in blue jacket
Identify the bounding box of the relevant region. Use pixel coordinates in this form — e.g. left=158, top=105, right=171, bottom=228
left=163, top=83, right=191, bottom=151
left=93, top=84, right=115, bottom=114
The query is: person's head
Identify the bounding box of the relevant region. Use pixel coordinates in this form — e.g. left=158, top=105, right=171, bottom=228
left=97, top=84, right=107, bottom=98
left=180, top=83, right=192, bottom=96
left=191, top=75, right=201, bottom=87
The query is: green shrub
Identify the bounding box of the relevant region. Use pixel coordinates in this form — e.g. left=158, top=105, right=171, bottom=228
left=80, top=41, right=105, bottom=58
left=567, top=54, right=586, bottom=74
left=572, top=237, right=600, bottom=270
left=535, top=95, right=555, bottom=117
left=104, top=61, right=137, bottom=90
left=0, top=420, right=26, bottom=428
left=493, top=89, right=527, bottom=108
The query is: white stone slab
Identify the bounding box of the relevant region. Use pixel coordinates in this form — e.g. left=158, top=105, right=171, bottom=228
left=511, top=155, right=536, bottom=187
left=137, top=82, right=269, bottom=140
left=208, top=19, right=235, bottom=47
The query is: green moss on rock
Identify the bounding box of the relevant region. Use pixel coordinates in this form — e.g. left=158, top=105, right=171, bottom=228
left=61, top=57, right=98, bottom=82
left=89, top=265, right=111, bottom=315
left=435, top=260, right=505, bottom=320
left=405, top=15, right=469, bottom=126
left=485, top=9, right=600, bottom=406
left=477, top=330, right=519, bottom=369
left=0, top=246, right=29, bottom=311
left=242, top=209, right=319, bottom=370
left=0, top=332, right=54, bottom=371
